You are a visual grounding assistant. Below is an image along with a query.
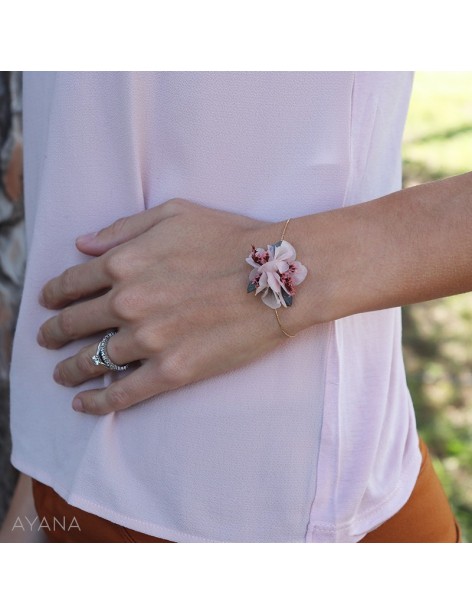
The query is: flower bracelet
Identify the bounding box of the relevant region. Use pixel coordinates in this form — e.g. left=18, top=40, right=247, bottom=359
left=246, top=219, right=307, bottom=338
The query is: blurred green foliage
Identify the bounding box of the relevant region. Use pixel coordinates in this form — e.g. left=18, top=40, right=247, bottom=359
left=402, top=72, right=472, bottom=542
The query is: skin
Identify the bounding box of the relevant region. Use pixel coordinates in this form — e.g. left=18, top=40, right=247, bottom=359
left=0, top=474, right=47, bottom=542
left=37, top=172, right=472, bottom=415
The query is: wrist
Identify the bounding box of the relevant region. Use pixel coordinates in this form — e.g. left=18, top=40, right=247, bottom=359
left=243, top=216, right=335, bottom=339
left=276, top=215, right=336, bottom=333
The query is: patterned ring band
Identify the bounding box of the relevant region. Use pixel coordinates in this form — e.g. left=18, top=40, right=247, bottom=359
left=91, top=331, right=129, bottom=372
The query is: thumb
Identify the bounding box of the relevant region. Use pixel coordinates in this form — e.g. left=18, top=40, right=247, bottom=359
left=75, top=200, right=183, bottom=256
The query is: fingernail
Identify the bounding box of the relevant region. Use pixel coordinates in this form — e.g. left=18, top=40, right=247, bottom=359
left=76, top=231, right=98, bottom=244
left=72, top=398, right=84, bottom=412
left=38, top=290, right=46, bottom=307
left=37, top=328, right=46, bottom=347
left=53, top=366, right=63, bottom=385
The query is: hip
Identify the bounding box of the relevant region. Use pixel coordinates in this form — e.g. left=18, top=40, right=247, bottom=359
left=31, top=437, right=460, bottom=543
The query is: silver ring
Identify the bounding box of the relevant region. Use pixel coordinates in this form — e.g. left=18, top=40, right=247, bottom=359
left=92, top=331, right=129, bottom=371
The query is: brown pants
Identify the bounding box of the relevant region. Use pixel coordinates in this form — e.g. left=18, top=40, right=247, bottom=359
left=32, top=438, right=461, bottom=543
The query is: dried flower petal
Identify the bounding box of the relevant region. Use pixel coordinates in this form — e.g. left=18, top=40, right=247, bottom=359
left=246, top=239, right=307, bottom=309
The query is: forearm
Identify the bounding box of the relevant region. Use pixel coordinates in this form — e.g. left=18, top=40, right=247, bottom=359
left=0, top=473, right=47, bottom=543
left=277, top=172, right=472, bottom=333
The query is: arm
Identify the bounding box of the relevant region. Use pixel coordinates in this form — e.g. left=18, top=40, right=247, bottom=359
left=37, top=172, right=472, bottom=414
left=0, top=473, right=47, bottom=542
left=280, top=171, right=472, bottom=334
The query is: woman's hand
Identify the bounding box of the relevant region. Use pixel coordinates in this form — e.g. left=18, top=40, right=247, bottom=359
left=37, top=199, right=287, bottom=415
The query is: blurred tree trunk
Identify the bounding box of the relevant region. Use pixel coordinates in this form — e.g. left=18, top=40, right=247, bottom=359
left=0, top=71, right=25, bottom=526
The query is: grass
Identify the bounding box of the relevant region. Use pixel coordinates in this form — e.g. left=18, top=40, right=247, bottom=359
left=403, top=72, right=472, bottom=184
left=402, top=72, right=472, bottom=541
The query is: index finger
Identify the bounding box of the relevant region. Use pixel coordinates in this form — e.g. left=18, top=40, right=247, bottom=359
left=40, top=258, right=111, bottom=309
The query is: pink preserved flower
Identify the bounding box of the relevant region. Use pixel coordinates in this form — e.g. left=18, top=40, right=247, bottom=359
left=246, top=240, right=307, bottom=309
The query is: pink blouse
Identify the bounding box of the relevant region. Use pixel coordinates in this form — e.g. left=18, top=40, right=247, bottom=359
left=11, top=72, right=420, bottom=542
